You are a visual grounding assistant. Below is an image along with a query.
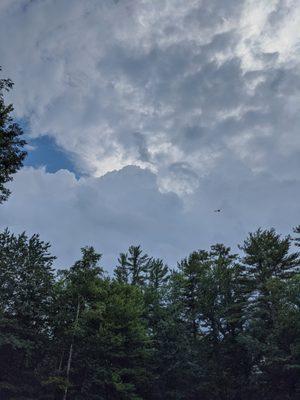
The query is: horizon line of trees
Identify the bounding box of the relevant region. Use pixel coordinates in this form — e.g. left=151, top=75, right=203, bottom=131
left=0, top=226, right=300, bottom=399
left=1, top=69, right=300, bottom=400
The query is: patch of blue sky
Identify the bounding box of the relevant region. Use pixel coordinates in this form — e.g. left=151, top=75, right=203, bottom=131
left=17, top=119, right=80, bottom=178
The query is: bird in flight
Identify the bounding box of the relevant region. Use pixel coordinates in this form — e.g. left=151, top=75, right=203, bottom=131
left=214, top=209, right=221, bottom=213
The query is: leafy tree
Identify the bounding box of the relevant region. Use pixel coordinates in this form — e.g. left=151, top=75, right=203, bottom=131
left=0, top=67, right=26, bottom=203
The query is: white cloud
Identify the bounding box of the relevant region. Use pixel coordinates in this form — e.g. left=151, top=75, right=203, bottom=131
left=238, top=0, right=300, bottom=69
left=0, top=166, right=299, bottom=269
left=1, top=0, right=299, bottom=195
left=0, top=0, right=300, bottom=266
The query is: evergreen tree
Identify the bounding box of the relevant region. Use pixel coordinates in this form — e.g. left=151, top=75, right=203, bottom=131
left=123, top=246, right=150, bottom=286
left=0, top=229, right=55, bottom=399
left=50, top=247, right=104, bottom=399
left=170, top=244, right=250, bottom=399
left=144, top=258, right=169, bottom=332
left=0, top=224, right=299, bottom=399
left=147, top=258, right=169, bottom=290
left=0, top=67, right=26, bottom=203
left=293, top=225, right=300, bottom=247
left=240, top=228, right=300, bottom=399
left=82, top=280, right=150, bottom=400
left=114, top=253, right=129, bottom=284
left=177, top=249, right=211, bottom=339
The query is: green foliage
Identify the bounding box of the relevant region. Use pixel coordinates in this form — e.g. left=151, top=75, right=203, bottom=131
left=0, top=229, right=56, bottom=399
left=0, top=67, right=26, bottom=203
left=117, top=245, right=151, bottom=286
left=239, top=229, right=300, bottom=399
left=0, top=227, right=299, bottom=399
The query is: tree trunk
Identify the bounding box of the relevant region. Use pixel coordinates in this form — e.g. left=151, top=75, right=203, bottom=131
left=63, top=295, right=80, bottom=400
left=58, top=350, right=64, bottom=372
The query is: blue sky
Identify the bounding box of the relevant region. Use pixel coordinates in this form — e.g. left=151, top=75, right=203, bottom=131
left=24, top=135, right=79, bottom=177
left=0, top=0, right=300, bottom=269
left=18, top=118, right=79, bottom=175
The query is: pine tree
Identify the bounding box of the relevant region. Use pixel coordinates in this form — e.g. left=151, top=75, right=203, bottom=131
left=52, top=246, right=104, bottom=399
left=127, top=245, right=150, bottom=286
left=51, top=247, right=151, bottom=400
left=0, top=224, right=299, bottom=399
left=0, top=67, right=26, bottom=203
left=147, top=258, right=169, bottom=290
left=177, top=249, right=211, bottom=339
left=114, top=252, right=129, bottom=284
left=240, top=228, right=300, bottom=399
left=0, top=229, right=55, bottom=398
left=293, top=225, right=300, bottom=248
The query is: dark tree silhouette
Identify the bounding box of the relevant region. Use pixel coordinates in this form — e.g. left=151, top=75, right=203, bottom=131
left=0, top=67, right=26, bottom=203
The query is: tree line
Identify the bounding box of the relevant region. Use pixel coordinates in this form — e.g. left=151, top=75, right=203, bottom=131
left=0, top=69, right=300, bottom=400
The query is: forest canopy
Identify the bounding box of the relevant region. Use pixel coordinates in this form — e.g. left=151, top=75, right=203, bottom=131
left=0, top=227, right=300, bottom=400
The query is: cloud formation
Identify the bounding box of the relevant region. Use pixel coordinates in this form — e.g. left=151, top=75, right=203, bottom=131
left=0, top=165, right=299, bottom=269
left=0, top=0, right=300, bottom=267
left=1, top=0, right=300, bottom=193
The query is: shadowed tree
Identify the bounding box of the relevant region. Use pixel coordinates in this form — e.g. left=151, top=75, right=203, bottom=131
left=0, top=67, right=26, bottom=203
left=1, top=222, right=299, bottom=399
left=240, top=228, right=300, bottom=400
left=293, top=225, right=300, bottom=248
left=54, top=246, right=104, bottom=400
left=0, top=229, right=56, bottom=399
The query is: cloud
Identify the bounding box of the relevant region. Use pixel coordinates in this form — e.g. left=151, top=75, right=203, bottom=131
left=0, top=166, right=299, bottom=270
left=0, top=1, right=299, bottom=268
left=0, top=166, right=186, bottom=268
left=0, top=0, right=299, bottom=195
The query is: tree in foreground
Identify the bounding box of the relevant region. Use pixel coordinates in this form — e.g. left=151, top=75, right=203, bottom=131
left=0, top=227, right=299, bottom=399
left=240, top=228, right=300, bottom=400
left=0, top=229, right=55, bottom=398
left=0, top=67, right=26, bottom=203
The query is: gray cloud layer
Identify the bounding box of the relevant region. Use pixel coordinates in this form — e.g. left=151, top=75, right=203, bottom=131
left=0, top=0, right=299, bottom=268
left=0, top=165, right=298, bottom=269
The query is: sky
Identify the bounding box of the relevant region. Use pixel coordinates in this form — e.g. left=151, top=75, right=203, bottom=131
left=0, top=0, right=300, bottom=270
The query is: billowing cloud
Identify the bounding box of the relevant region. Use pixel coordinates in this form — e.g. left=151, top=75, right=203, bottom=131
left=0, top=166, right=186, bottom=268
left=1, top=0, right=300, bottom=194
left=0, top=0, right=300, bottom=267
left=0, top=166, right=299, bottom=269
